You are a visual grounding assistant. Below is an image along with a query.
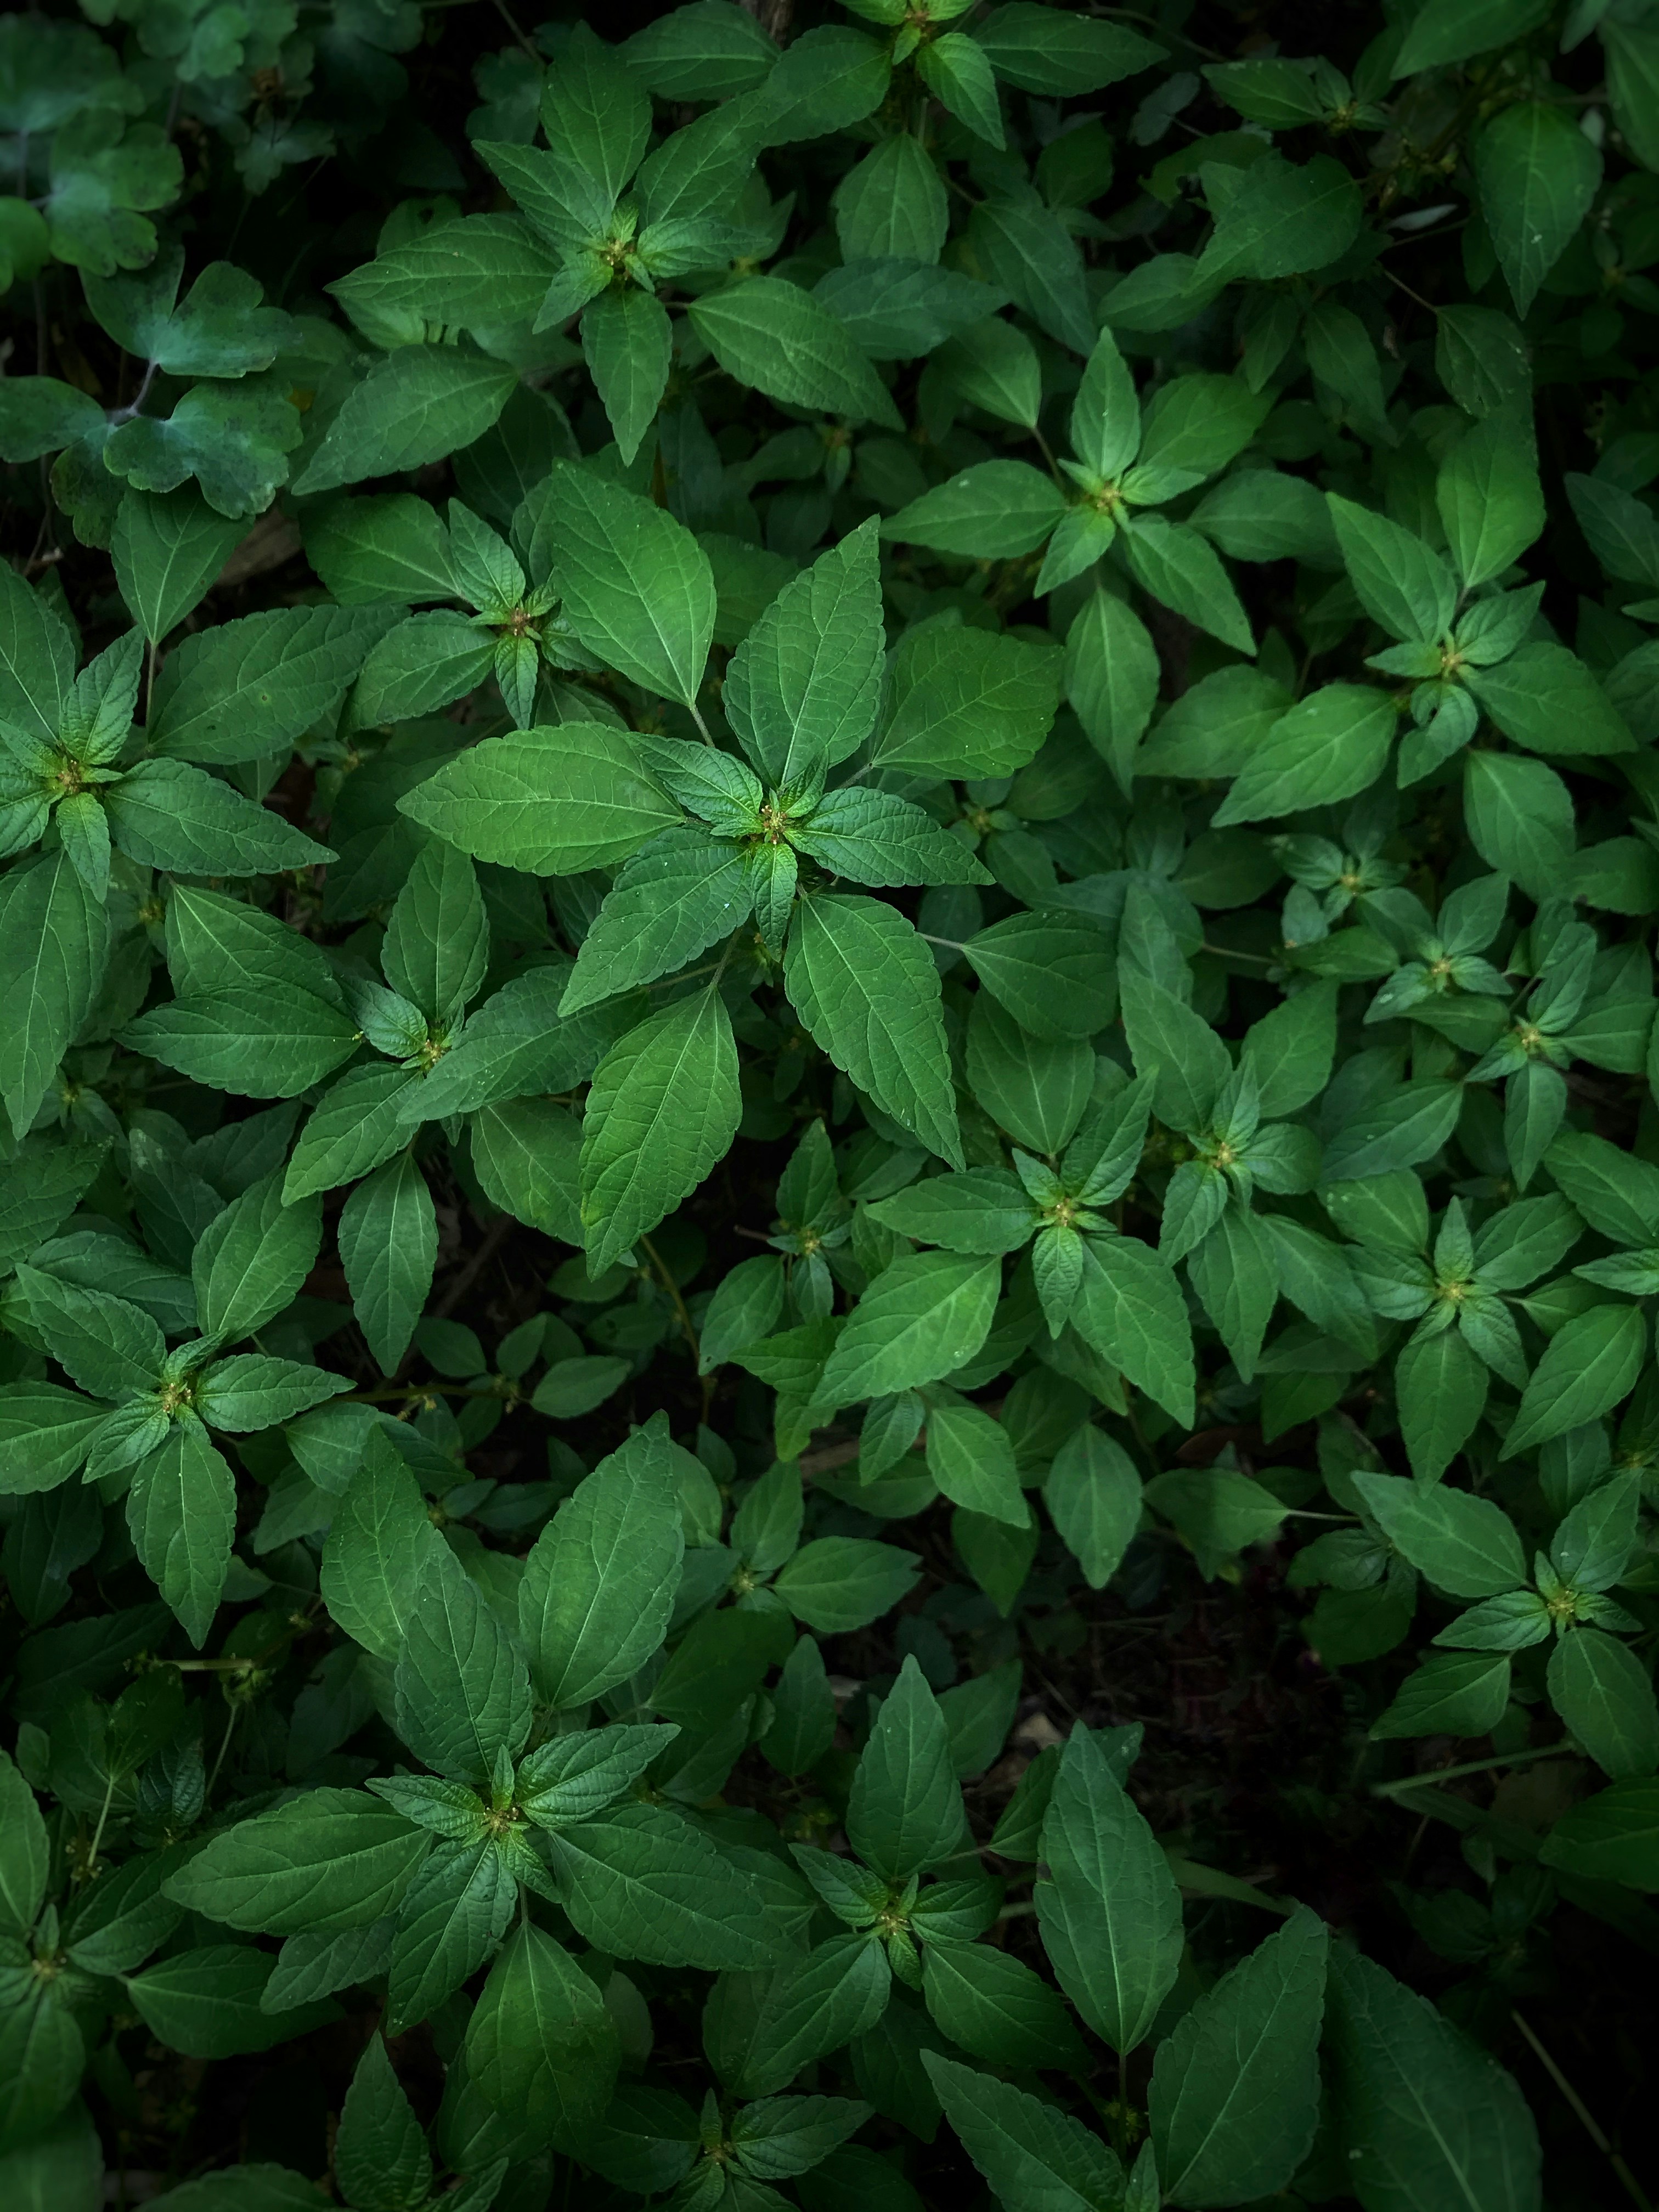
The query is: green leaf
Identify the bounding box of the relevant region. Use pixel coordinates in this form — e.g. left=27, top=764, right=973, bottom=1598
left=383, top=837, right=488, bottom=1023
left=470, top=1099, right=584, bottom=1243
left=582, top=284, right=672, bottom=467
left=84, top=247, right=297, bottom=376
left=110, top=486, right=245, bottom=642
left=393, top=1541, right=532, bottom=1783
left=579, top=989, right=741, bottom=1275
left=690, top=275, right=902, bottom=428
left=1548, top=1629, right=1659, bottom=1781
left=763, top=1634, right=838, bottom=1776
left=917, top=30, right=1004, bottom=147
left=124, top=984, right=360, bottom=1101
left=190, top=1173, right=320, bottom=1348
left=1437, top=409, right=1544, bottom=589
left=1064, top=589, right=1160, bottom=789
left=873, top=625, right=1060, bottom=781
left=0, top=564, right=76, bottom=741
left=1326, top=1947, right=1540, bottom=2212
left=338, top=1152, right=437, bottom=1378
left=969, top=189, right=1096, bottom=355
left=1143, top=1468, right=1289, bottom=1580
left=103, top=380, right=303, bottom=520
left=163, top=1788, right=428, bottom=1936
left=0, top=1138, right=110, bottom=1275
left=1395, top=1324, right=1490, bottom=1484
left=149, top=606, right=397, bottom=767
left=14, top=1263, right=163, bottom=1396
left=551, top=1803, right=783, bottom=1968
left=464, top=1923, right=619, bottom=2138
left=126, top=1420, right=236, bottom=1647
left=1539, top=1780, right=1659, bottom=1889
left=731, top=2094, right=875, bottom=2182
left=626, top=4, right=779, bottom=101
left=974, top=5, right=1160, bottom=94
left=867, top=1169, right=1036, bottom=1255
left=0, top=1747, right=48, bottom=1942
left=334, top=2035, right=431, bottom=2212
left=195, top=1352, right=351, bottom=1431
left=400, top=724, right=680, bottom=876
left=330, top=213, right=560, bottom=330
left=0, top=1383, right=111, bottom=1497
left=737, top=1937, right=889, bottom=2097
left=302, top=493, right=455, bottom=607
left=562, top=835, right=753, bottom=1015
left=1037, top=1724, right=1183, bottom=2053
left=1214, top=684, right=1396, bottom=827
left=319, top=1429, right=441, bottom=1662
left=848, top=1654, right=968, bottom=1880
left=1372, top=1650, right=1512, bottom=1740
left=1148, top=1908, right=1328, bottom=2208
left=1119, top=515, right=1254, bottom=655
left=1504, top=1304, right=1646, bottom=1457
left=104, top=759, right=332, bottom=874
left=834, top=134, right=948, bottom=263
left=725, top=520, right=882, bottom=786
left=1195, top=153, right=1361, bottom=284
left=1138, top=373, right=1271, bottom=482
left=922, top=1940, right=1087, bottom=2071
left=924, top=2051, right=1125, bottom=2212
left=518, top=1421, right=685, bottom=1708
left=1463, top=751, right=1575, bottom=899
left=784, top=895, right=961, bottom=1164
left=1327, top=495, right=1457, bottom=644
left=292, top=346, right=517, bottom=498
left=1465, top=645, right=1633, bottom=759
left=1393, top=0, right=1550, bottom=74
left=963, top=913, right=1115, bottom=1043
left=1044, top=1425, right=1142, bottom=1590
left=1071, top=1237, right=1194, bottom=1427
left=1475, top=101, right=1601, bottom=318
left=815, top=1252, right=1001, bottom=1409
left=882, top=460, right=1065, bottom=559
left=283, top=1064, right=423, bottom=1201
left=544, top=461, right=714, bottom=705
left=1322, top=1080, right=1463, bottom=1183
left=386, top=1837, right=514, bottom=2033
left=791, top=788, right=989, bottom=889
left=0, top=849, right=109, bottom=1141
left=125, top=1945, right=336, bottom=2059
left=815, top=257, right=1003, bottom=360
left=773, top=1537, right=921, bottom=1633
left=926, top=1400, right=1028, bottom=1527
left=1241, top=983, right=1338, bottom=1119
left=1120, top=969, right=1232, bottom=1131
left=1352, top=1472, right=1525, bottom=1598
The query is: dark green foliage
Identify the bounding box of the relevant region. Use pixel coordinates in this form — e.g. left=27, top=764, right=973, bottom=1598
left=3, top=2, right=1659, bottom=2208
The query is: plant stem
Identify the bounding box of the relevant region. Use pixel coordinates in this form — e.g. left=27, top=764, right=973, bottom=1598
left=641, top=1232, right=702, bottom=1373
left=1370, top=1741, right=1572, bottom=1798
left=86, top=1771, right=117, bottom=1878
left=204, top=1704, right=238, bottom=1806
left=1511, top=2011, right=1655, bottom=2212
left=688, top=699, right=718, bottom=748
left=487, top=0, right=539, bottom=60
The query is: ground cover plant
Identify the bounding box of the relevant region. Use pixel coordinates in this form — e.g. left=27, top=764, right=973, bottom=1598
left=3, top=0, right=1659, bottom=2205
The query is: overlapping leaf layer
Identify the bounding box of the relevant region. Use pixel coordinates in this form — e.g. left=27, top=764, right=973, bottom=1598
left=3, top=3, right=1659, bottom=2209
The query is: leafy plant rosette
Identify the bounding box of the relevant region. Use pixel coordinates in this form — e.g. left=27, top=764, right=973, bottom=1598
left=4, top=0, right=1659, bottom=2208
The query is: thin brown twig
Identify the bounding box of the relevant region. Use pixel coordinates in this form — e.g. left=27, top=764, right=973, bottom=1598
left=431, top=1210, right=514, bottom=1321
